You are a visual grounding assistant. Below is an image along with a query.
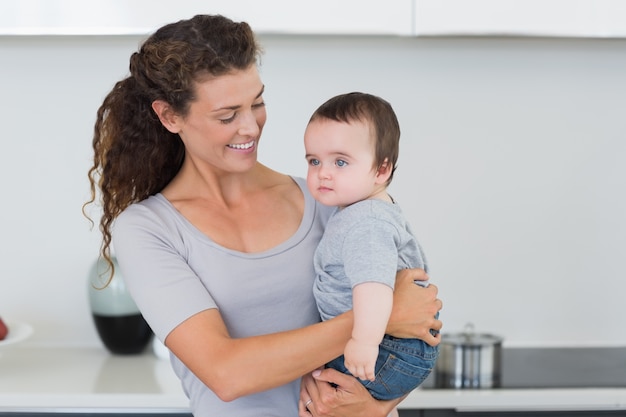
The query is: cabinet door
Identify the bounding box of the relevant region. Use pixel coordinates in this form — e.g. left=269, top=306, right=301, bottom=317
left=0, top=0, right=414, bottom=35
left=414, top=0, right=626, bottom=37
left=233, top=0, right=414, bottom=35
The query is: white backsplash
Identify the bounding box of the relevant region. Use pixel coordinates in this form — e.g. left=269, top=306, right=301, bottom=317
left=0, top=33, right=624, bottom=348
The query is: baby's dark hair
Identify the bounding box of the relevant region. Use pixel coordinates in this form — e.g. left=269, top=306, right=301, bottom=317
left=308, top=92, right=400, bottom=184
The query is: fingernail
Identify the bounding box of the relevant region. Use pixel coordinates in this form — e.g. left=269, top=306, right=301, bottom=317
left=312, top=370, right=321, bottom=377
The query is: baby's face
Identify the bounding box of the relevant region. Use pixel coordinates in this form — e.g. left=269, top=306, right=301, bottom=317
left=304, top=119, right=384, bottom=208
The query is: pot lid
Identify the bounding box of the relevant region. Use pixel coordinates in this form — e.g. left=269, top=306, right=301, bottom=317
left=441, top=323, right=503, bottom=346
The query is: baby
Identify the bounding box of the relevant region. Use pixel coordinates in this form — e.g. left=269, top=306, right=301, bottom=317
left=304, top=92, right=439, bottom=400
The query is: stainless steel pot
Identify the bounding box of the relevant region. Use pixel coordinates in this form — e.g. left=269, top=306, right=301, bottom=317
left=435, top=324, right=503, bottom=389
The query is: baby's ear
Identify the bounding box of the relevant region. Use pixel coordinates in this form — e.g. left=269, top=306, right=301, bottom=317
left=375, top=159, right=393, bottom=183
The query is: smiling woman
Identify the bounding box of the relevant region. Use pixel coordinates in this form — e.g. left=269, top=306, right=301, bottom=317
left=150, top=68, right=266, bottom=177
left=83, top=13, right=442, bottom=417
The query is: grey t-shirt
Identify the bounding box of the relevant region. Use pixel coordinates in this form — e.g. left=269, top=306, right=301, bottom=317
left=313, top=199, right=428, bottom=321
left=112, top=177, right=333, bottom=417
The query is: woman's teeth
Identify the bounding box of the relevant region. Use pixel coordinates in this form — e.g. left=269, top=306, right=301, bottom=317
left=228, top=141, right=254, bottom=150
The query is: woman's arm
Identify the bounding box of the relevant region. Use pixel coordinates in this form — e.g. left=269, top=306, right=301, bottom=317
left=166, top=268, right=441, bottom=403
left=298, top=268, right=442, bottom=417
left=387, top=268, right=442, bottom=345
left=166, top=307, right=354, bottom=402
left=299, top=368, right=403, bottom=417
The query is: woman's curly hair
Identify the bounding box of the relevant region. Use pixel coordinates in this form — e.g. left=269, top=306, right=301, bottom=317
left=83, top=15, right=262, bottom=282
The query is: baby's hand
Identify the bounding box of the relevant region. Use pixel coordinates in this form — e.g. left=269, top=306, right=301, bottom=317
left=343, top=338, right=379, bottom=381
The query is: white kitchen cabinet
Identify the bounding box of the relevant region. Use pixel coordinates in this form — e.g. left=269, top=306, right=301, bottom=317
left=0, top=0, right=414, bottom=35
left=414, top=0, right=626, bottom=37
left=5, top=0, right=624, bottom=38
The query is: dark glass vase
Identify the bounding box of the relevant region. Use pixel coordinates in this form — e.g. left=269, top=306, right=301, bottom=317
left=88, top=257, right=152, bottom=354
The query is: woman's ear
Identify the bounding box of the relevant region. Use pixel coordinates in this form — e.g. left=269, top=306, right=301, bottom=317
left=375, top=159, right=393, bottom=184
left=152, top=100, right=181, bottom=133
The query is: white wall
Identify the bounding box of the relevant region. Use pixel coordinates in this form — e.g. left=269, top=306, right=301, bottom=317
left=1, top=34, right=624, bottom=348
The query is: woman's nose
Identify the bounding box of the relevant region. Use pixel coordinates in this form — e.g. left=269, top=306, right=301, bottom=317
left=238, top=111, right=261, bottom=136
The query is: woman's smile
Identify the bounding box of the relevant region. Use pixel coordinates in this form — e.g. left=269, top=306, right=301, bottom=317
left=227, top=140, right=256, bottom=151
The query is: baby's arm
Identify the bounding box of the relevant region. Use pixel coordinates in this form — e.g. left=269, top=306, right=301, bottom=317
left=344, top=282, right=394, bottom=381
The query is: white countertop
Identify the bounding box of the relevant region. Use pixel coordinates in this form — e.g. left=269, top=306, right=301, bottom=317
left=0, top=345, right=189, bottom=414
left=404, top=387, right=626, bottom=412
left=2, top=345, right=626, bottom=413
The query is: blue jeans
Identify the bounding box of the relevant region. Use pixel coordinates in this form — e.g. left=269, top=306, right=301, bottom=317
left=326, top=333, right=439, bottom=400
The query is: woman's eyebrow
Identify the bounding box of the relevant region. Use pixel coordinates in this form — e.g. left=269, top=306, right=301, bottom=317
left=215, top=85, right=265, bottom=112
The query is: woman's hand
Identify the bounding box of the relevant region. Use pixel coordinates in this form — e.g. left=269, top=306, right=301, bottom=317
left=299, top=368, right=395, bottom=417
left=386, top=268, right=443, bottom=346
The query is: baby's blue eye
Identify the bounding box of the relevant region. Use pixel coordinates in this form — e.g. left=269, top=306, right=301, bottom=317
left=309, top=159, right=320, bottom=166
left=336, top=159, right=347, bottom=167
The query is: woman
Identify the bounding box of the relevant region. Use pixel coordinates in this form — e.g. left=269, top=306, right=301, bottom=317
left=85, top=14, right=442, bottom=417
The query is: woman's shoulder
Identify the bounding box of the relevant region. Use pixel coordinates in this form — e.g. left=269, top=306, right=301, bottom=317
left=114, top=194, right=185, bottom=239
left=117, top=194, right=172, bottom=222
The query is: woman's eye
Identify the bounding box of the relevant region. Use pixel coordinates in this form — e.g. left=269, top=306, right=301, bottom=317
left=336, top=159, right=348, bottom=167
left=253, top=101, right=266, bottom=109
left=220, top=114, right=236, bottom=124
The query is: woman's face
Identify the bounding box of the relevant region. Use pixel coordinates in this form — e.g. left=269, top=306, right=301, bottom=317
left=174, top=65, right=267, bottom=174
